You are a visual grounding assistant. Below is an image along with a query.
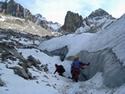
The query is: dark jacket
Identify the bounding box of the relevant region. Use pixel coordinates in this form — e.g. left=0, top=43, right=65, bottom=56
left=54, top=65, right=65, bottom=76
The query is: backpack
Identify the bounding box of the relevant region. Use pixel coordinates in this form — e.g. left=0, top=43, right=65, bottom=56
left=59, top=65, right=65, bottom=72
left=72, top=61, right=80, bottom=69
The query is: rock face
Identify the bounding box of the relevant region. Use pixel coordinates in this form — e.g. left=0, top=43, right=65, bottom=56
left=61, top=11, right=83, bottom=33
left=78, top=48, right=125, bottom=88
left=0, top=0, right=32, bottom=19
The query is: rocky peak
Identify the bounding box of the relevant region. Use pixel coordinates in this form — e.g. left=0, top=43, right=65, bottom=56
left=35, top=14, right=42, bottom=18
left=61, top=11, right=83, bottom=32
left=76, top=9, right=116, bottom=33
left=34, top=14, right=61, bottom=32
left=35, top=14, right=46, bottom=21
left=88, top=8, right=110, bottom=18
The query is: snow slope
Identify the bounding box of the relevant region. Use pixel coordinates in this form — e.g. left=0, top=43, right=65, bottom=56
left=0, top=46, right=71, bottom=94
left=0, top=49, right=123, bottom=94
left=1, top=13, right=125, bottom=94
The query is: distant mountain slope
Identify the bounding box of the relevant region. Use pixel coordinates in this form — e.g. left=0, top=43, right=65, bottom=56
left=0, top=0, right=61, bottom=32
left=35, top=14, right=61, bottom=32
left=77, top=8, right=116, bottom=33
left=0, top=14, right=57, bottom=36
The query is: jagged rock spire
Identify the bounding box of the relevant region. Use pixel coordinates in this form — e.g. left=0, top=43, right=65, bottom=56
left=61, top=11, right=83, bottom=32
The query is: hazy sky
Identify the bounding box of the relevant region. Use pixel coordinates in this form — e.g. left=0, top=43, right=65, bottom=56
left=7, top=0, right=125, bottom=24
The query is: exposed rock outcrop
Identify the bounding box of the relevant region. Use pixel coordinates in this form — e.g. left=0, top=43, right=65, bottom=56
left=61, top=11, right=83, bottom=33
left=0, top=0, right=32, bottom=19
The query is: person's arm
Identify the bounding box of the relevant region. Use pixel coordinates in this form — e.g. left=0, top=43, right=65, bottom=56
left=87, top=62, right=90, bottom=66
left=54, top=69, right=57, bottom=74
left=80, top=62, right=90, bottom=69
left=80, top=62, right=90, bottom=66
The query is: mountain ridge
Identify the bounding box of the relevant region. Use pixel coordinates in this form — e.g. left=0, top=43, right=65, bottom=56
left=0, top=0, right=61, bottom=32
left=61, top=8, right=116, bottom=33
left=0, top=0, right=117, bottom=34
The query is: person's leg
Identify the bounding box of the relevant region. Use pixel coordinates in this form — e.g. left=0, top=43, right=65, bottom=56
left=74, top=69, right=80, bottom=82
left=59, top=72, right=63, bottom=76
left=72, top=69, right=78, bottom=82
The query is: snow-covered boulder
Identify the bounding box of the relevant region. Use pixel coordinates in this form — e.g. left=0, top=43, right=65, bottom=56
left=7, top=66, right=32, bottom=79
left=43, top=46, right=68, bottom=61
left=79, top=48, right=125, bottom=88
left=0, top=78, right=5, bottom=86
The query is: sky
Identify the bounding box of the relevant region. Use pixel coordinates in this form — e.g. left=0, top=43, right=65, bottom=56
left=3, top=0, right=125, bottom=24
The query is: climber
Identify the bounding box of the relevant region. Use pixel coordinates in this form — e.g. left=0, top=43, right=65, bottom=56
left=71, top=56, right=90, bottom=82
left=54, top=64, right=65, bottom=76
